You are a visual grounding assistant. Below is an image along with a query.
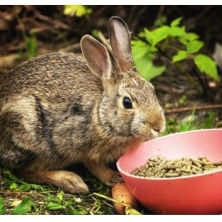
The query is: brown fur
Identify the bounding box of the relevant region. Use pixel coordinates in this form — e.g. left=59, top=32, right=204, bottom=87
left=0, top=16, right=166, bottom=194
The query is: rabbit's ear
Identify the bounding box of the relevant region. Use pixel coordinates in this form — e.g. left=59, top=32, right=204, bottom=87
left=108, top=16, right=134, bottom=73
left=81, top=35, right=112, bottom=80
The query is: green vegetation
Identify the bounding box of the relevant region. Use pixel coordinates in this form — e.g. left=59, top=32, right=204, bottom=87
left=63, top=5, right=92, bottom=17
left=162, top=110, right=217, bottom=136
left=25, top=35, right=38, bottom=59
left=0, top=167, right=115, bottom=215
left=132, top=17, right=219, bottom=91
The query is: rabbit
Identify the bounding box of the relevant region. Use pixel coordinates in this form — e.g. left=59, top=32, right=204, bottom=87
left=0, top=16, right=166, bottom=194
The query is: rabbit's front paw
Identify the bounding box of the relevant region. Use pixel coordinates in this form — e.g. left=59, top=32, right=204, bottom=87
left=86, top=163, right=123, bottom=186
left=103, top=170, right=123, bottom=186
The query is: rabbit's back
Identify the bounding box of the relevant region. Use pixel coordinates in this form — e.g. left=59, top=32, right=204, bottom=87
left=0, top=51, right=102, bottom=104
left=0, top=51, right=103, bottom=171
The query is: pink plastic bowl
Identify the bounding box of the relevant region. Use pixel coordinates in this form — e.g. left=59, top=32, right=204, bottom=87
left=117, top=129, right=222, bottom=215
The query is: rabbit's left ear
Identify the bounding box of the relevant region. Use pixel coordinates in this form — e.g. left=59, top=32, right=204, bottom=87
left=108, top=16, right=134, bottom=73
left=80, top=34, right=112, bottom=80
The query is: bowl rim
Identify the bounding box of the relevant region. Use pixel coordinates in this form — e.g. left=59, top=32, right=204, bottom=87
left=153, top=128, right=222, bottom=141
left=117, top=128, right=222, bottom=181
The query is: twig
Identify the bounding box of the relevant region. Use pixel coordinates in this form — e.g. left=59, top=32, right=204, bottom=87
left=92, top=192, right=129, bottom=207
left=97, top=31, right=112, bottom=52
left=58, top=43, right=80, bottom=53
left=165, top=104, right=222, bottom=114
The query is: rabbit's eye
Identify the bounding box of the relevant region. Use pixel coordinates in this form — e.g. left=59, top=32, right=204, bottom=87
left=123, top=96, right=132, bottom=109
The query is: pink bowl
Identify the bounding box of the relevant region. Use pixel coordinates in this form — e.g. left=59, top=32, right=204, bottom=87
left=117, top=129, right=222, bottom=215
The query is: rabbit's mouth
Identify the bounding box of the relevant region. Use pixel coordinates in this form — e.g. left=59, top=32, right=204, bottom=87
left=149, top=124, right=166, bottom=138
left=133, top=121, right=165, bottom=141
left=138, top=126, right=164, bottom=141
left=150, top=128, right=159, bottom=138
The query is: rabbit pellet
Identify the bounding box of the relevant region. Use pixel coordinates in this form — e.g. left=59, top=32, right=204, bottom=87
left=131, top=156, right=222, bottom=178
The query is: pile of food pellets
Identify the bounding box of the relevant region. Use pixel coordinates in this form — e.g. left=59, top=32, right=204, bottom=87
left=131, top=156, right=222, bottom=178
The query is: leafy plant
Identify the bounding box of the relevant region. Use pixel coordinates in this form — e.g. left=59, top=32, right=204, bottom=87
left=162, top=110, right=216, bottom=135
left=11, top=197, right=35, bottom=215
left=64, top=5, right=92, bottom=17
left=46, top=191, right=88, bottom=214
left=0, top=197, right=6, bottom=215
left=1, top=167, right=117, bottom=215
left=132, top=17, right=219, bottom=85
left=2, top=168, right=50, bottom=192
left=25, top=35, right=38, bottom=59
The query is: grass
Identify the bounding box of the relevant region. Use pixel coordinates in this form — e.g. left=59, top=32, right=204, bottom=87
left=0, top=110, right=218, bottom=215
left=162, top=110, right=217, bottom=135
left=0, top=168, right=116, bottom=215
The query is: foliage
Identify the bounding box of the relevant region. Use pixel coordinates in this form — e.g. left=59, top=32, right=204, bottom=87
left=162, top=110, right=216, bottom=135
left=0, top=168, right=117, bottom=215
left=11, top=197, right=35, bottom=215
left=0, top=197, right=6, bottom=215
left=25, top=35, right=38, bottom=59
left=45, top=191, right=88, bottom=214
left=63, top=5, right=92, bottom=17
left=132, top=17, right=219, bottom=83
left=3, top=168, right=49, bottom=192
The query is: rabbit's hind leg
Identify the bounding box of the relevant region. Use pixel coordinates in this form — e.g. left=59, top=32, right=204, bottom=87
left=19, top=169, right=89, bottom=194
left=0, top=107, right=89, bottom=194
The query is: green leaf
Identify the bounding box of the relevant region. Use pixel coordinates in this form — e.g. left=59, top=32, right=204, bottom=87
left=132, top=40, right=158, bottom=62
left=57, top=191, right=64, bottom=201
left=12, top=197, right=34, bottom=215
left=25, top=36, right=37, bottom=59
left=168, top=26, right=186, bottom=37
left=185, top=33, right=199, bottom=41
left=151, top=26, right=169, bottom=46
left=170, top=17, right=183, bottom=27
left=144, top=28, right=153, bottom=45
left=138, top=30, right=145, bottom=38
left=47, top=203, right=65, bottom=210
left=134, top=52, right=165, bottom=81
left=178, top=36, right=188, bottom=45
left=178, top=33, right=199, bottom=46
left=0, top=197, right=6, bottom=215
left=194, top=54, right=219, bottom=81
left=132, top=40, right=151, bottom=59
left=186, top=40, right=203, bottom=54
left=172, top=50, right=188, bottom=63
left=10, top=182, right=19, bottom=191
left=63, top=5, right=92, bottom=17
left=132, top=40, right=160, bottom=80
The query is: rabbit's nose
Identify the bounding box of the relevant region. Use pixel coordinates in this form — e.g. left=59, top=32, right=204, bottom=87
left=151, top=124, right=166, bottom=135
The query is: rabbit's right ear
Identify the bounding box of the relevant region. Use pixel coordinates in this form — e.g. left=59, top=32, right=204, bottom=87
left=81, top=35, right=112, bottom=80
left=108, top=16, right=134, bottom=73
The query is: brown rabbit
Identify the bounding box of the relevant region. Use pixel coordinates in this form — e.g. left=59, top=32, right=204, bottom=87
left=0, top=16, right=165, bottom=194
